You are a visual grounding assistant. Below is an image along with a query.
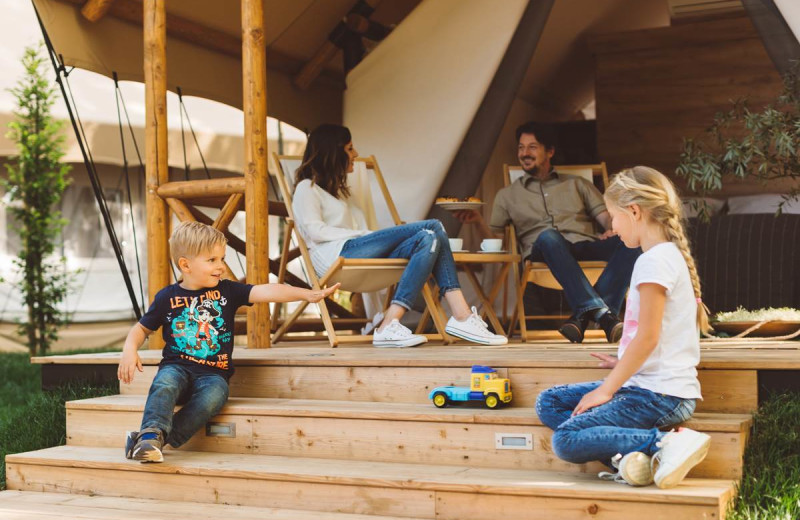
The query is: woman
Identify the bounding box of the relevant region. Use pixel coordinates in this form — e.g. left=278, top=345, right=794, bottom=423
left=291, top=124, right=507, bottom=348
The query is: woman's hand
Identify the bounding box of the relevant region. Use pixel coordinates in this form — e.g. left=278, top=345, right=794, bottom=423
left=118, top=351, right=143, bottom=385
left=572, top=387, right=615, bottom=416
left=590, top=352, right=618, bottom=369
left=453, top=209, right=482, bottom=224
left=306, top=283, right=341, bottom=303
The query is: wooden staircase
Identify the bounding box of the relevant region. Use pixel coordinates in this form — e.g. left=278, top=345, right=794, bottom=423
left=3, top=343, right=778, bottom=519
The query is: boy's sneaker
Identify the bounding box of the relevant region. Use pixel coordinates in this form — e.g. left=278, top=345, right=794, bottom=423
left=445, top=307, right=508, bottom=345
left=599, top=452, right=654, bottom=486
left=558, top=313, right=589, bottom=343
left=130, top=428, right=165, bottom=463
left=651, top=428, right=711, bottom=489
left=597, top=311, right=624, bottom=343
left=124, top=430, right=138, bottom=459
left=372, top=319, right=427, bottom=348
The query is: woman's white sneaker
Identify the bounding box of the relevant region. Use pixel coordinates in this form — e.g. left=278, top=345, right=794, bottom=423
left=372, top=319, right=427, bottom=348
left=599, top=452, right=654, bottom=486
left=445, top=307, right=508, bottom=345
left=652, top=428, right=711, bottom=489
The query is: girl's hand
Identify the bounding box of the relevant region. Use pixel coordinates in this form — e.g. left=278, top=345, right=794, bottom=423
left=118, top=351, right=143, bottom=385
left=590, top=352, right=618, bottom=369
left=572, top=387, right=614, bottom=416
left=306, top=283, right=341, bottom=303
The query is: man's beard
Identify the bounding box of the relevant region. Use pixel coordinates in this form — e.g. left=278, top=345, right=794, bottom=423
left=522, top=162, right=540, bottom=176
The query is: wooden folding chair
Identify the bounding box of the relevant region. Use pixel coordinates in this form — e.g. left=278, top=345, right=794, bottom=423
left=271, top=153, right=450, bottom=347
left=505, top=163, right=610, bottom=341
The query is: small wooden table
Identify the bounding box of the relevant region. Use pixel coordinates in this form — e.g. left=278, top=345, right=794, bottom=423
left=452, top=251, right=520, bottom=336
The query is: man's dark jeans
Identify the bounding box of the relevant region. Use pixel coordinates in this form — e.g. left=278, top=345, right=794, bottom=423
left=529, top=229, right=640, bottom=318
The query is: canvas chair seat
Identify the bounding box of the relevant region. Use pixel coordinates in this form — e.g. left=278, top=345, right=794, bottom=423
left=271, top=153, right=450, bottom=347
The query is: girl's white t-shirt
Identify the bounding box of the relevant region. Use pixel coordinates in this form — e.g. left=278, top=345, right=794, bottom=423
left=618, top=241, right=702, bottom=399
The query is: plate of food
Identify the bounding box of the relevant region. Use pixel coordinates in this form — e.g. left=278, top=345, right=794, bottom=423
left=712, top=307, right=800, bottom=337
left=435, top=196, right=484, bottom=211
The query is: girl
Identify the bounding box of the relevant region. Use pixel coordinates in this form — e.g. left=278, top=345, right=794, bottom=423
left=291, top=124, right=506, bottom=348
left=535, top=166, right=711, bottom=489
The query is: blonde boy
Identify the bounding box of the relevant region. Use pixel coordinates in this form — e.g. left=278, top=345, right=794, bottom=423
left=118, top=221, right=338, bottom=462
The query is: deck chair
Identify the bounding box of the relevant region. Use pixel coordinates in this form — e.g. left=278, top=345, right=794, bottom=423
left=271, top=153, right=450, bottom=347
left=505, top=163, right=610, bottom=341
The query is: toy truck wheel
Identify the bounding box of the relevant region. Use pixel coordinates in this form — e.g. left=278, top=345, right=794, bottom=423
left=432, top=392, right=449, bottom=408
left=484, top=393, right=500, bottom=409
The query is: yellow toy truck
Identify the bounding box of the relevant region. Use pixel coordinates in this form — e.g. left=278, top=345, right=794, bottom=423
left=429, top=365, right=512, bottom=409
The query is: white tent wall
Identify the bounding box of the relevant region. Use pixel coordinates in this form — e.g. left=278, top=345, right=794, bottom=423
left=343, top=0, right=529, bottom=229
left=775, top=0, right=800, bottom=42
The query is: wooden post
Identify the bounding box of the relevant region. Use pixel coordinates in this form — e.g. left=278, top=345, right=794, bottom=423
left=81, top=0, right=115, bottom=22
left=144, top=0, right=169, bottom=350
left=242, top=0, right=271, bottom=348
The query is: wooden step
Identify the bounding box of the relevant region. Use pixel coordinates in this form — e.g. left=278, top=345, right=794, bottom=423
left=66, top=395, right=751, bottom=479
left=0, top=490, right=418, bottom=519
left=85, top=346, right=759, bottom=414
left=5, top=446, right=735, bottom=520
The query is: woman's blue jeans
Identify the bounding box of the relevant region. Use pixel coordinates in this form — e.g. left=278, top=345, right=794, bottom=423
left=140, top=363, right=230, bottom=448
left=529, top=230, right=640, bottom=318
left=339, top=219, right=460, bottom=310
left=536, top=381, right=696, bottom=465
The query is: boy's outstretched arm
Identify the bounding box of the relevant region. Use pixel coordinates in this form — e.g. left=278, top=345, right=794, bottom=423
left=118, top=323, right=153, bottom=384
left=249, top=282, right=341, bottom=304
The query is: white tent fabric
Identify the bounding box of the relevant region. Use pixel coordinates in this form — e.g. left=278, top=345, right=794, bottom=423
left=775, top=0, right=800, bottom=43
left=343, top=0, right=528, bottom=228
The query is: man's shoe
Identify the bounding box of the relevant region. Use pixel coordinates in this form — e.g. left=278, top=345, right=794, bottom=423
left=558, top=313, right=589, bottom=343
left=445, top=307, right=508, bottom=345
left=599, top=452, right=654, bottom=486
left=131, top=428, right=165, bottom=463
left=652, top=428, right=711, bottom=489
left=373, top=319, right=427, bottom=348
left=597, top=311, right=624, bottom=343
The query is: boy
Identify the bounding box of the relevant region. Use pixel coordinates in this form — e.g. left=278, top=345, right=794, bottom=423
left=118, top=221, right=339, bottom=462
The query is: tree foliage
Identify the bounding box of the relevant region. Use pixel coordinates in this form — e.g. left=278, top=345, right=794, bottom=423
left=2, top=45, right=71, bottom=356
left=676, top=64, right=800, bottom=218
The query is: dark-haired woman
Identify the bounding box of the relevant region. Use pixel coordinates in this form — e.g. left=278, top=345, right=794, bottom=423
left=291, top=124, right=507, bottom=348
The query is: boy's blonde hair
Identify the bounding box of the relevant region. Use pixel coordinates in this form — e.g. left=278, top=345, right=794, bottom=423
left=604, top=166, right=710, bottom=334
left=169, top=221, right=227, bottom=267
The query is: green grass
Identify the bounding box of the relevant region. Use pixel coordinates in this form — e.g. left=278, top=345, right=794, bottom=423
left=0, top=351, right=116, bottom=490
left=727, top=393, right=800, bottom=520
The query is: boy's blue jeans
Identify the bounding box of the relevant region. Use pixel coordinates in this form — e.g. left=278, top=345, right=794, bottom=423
left=529, top=230, right=640, bottom=318
left=339, top=219, right=460, bottom=310
left=536, top=381, right=696, bottom=465
left=140, top=363, right=229, bottom=448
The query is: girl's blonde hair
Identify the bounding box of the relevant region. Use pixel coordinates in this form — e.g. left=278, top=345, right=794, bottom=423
left=604, top=166, right=710, bottom=334
left=169, top=221, right=227, bottom=268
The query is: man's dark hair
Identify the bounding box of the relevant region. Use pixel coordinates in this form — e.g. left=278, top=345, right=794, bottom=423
left=515, top=122, right=557, bottom=151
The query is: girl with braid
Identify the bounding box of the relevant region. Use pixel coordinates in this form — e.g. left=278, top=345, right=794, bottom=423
left=535, top=166, right=711, bottom=489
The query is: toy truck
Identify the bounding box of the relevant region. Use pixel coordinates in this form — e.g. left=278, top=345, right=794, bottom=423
left=429, top=365, right=512, bottom=409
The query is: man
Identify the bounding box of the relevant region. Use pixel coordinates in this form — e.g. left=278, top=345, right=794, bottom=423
left=457, top=122, right=640, bottom=343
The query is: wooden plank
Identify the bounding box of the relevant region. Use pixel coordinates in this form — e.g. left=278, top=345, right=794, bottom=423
left=5, top=446, right=733, bottom=506
left=143, top=0, right=169, bottom=350
left=157, top=177, right=245, bottom=199
left=0, top=491, right=416, bottom=520
left=242, top=0, right=270, bottom=348
left=80, top=0, right=115, bottom=22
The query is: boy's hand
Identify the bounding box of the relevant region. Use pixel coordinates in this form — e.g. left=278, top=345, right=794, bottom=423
left=306, top=283, right=341, bottom=303
left=118, top=351, right=143, bottom=384
left=590, top=352, right=618, bottom=368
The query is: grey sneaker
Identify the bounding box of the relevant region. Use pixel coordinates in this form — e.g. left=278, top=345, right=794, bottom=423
left=599, top=451, right=654, bottom=486
left=131, top=428, right=165, bottom=463
left=652, top=428, right=711, bottom=489
left=124, top=430, right=138, bottom=459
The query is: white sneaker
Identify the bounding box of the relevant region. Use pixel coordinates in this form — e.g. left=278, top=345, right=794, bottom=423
left=651, top=428, right=711, bottom=489
left=445, top=307, right=508, bottom=345
left=372, top=319, right=427, bottom=348
left=599, top=452, right=653, bottom=486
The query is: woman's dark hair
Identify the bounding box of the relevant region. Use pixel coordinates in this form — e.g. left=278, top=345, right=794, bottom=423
left=295, top=124, right=352, bottom=199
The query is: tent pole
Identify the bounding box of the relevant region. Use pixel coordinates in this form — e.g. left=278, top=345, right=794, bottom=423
left=242, top=0, right=271, bottom=348
left=81, top=0, right=115, bottom=22
left=144, top=0, right=170, bottom=350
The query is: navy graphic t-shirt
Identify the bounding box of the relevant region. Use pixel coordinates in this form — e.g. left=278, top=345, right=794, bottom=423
left=139, top=280, right=253, bottom=378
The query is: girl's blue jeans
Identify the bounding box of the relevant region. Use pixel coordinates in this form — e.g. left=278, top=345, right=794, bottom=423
left=536, top=381, right=696, bottom=465
left=140, top=363, right=229, bottom=448
left=339, top=219, right=460, bottom=310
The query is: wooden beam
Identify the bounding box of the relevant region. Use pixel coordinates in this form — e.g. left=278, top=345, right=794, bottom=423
left=81, top=0, right=115, bottom=22
left=55, top=0, right=344, bottom=87
left=242, top=0, right=270, bottom=348
left=213, top=194, right=244, bottom=232
left=156, top=177, right=245, bottom=199
left=144, top=0, right=169, bottom=350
